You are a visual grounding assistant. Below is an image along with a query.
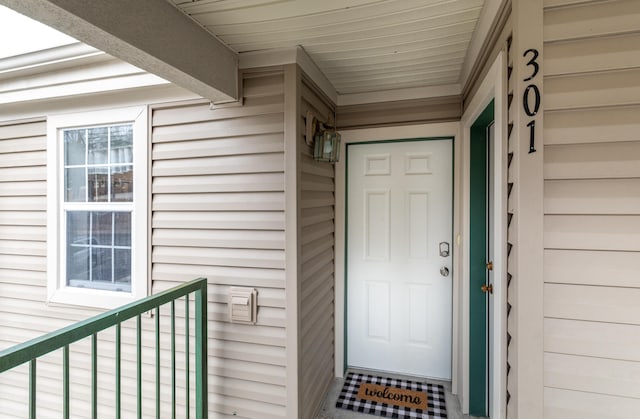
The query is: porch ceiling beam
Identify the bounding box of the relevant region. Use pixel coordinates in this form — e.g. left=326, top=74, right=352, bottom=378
left=0, top=0, right=238, bottom=103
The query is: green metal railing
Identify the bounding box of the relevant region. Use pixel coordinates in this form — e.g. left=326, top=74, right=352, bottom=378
left=0, top=277, right=208, bottom=419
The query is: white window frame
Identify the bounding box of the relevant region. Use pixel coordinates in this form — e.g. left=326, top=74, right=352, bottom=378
left=47, top=106, right=148, bottom=309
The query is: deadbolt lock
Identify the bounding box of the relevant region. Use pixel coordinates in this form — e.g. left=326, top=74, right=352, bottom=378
left=486, top=261, right=494, bottom=271
left=481, top=284, right=493, bottom=294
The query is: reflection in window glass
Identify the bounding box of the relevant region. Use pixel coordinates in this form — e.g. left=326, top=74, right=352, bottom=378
left=88, top=127, right=108, bottom=164
left=111, top=165, right=133, bottom=202
left=92, top=247, right=113, bottom=282
left=110, top=125, right=133, bottom=164
left=88, top=166, right=109, bottom=202
left=64, top=129, right=86, bottom=166
left=114, top=249, right=131, bottom=285
left=93, top=212, right=112, bottom=246
left=114, top=212, right=131, bottom=246
left=65, top=211, right=132, bottom=292
left=63, top=123, right=133, bottom=204
left=65, top=167, right=86, bottom=202
left=62, top=122, right=134, bottom=293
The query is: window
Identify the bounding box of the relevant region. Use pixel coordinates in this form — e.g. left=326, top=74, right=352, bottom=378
left=47, top=107, right=148, bottom=308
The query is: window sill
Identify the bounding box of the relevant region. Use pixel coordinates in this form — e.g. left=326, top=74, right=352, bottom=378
left=48, top=285, right=144, bottom=310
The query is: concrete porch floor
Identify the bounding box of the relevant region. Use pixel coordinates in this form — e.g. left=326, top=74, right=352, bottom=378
left=316, top=369, right=486, bottom=419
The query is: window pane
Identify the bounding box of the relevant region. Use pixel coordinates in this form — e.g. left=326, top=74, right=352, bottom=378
left=66, top=211, right=90, bottom=284
left=67, top=211, right=90, bottom=242
left=91, top=247, right=113, bottom=282
left=60, top=119, right=138, bottom=296
left=110, top=125, right=133, bottom=164
left=111, top=165, right=133, bottom=202
left=114, top=212, right=131, bottom=246
left=88, top=127, right=108, bottom=164
left=114, top=249, right=131, bottom=291
left=88, top=166, right=109, bottom=202
left=67, top=246, right=90, bottom=283
left=65, top=167, right=86, bottom=202
left=64, top=129, right=86, bottom=166
left=92, top=212, right=113, bottom=246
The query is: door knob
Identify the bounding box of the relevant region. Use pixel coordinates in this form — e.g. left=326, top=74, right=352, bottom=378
left=481, top=284, right=493, bottom=294
left=440, top=266, right=449, bottom=277
left=486, top=261, right=493, bottom=271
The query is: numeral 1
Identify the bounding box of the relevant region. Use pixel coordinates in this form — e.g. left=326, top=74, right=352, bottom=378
left=527, top=120, right=536, bottom=153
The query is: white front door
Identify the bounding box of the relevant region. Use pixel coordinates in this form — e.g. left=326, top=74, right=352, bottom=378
left=347, top=139, right=453, bottom=379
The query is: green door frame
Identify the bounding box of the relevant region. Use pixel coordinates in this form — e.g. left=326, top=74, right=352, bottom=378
left=469, top=100, right=494, bottom=416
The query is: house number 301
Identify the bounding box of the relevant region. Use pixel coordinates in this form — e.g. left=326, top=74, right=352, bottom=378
left=523, top=48, right=540, bottom=154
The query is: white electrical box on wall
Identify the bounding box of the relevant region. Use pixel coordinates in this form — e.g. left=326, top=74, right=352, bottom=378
left=229, top=287, right=257, bottom=324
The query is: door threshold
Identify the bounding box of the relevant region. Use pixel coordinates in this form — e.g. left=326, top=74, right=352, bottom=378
left=348, top=366, right=451, bottom=384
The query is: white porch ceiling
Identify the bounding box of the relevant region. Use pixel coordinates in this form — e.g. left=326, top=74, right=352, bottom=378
left=171, top=0, right=485, bottom=96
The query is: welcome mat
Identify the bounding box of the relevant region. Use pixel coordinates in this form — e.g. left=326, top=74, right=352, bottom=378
left=336, top=372, right=447, bottom=418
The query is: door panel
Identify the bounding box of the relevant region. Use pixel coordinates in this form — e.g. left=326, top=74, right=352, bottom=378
left=347, top=139, right=453, bottom=379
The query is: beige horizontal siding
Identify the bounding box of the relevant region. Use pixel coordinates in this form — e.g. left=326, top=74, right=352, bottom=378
left=539, top=105, right=640, bottom=145
left=337, top=95, right=461, bottom=130
left=544, top=179, right=640, bottom=214
left=545, top=32, right=640, bottom=77
left=543, top=1, right=640, bottom=413
left=545, top=353, right=640, bottom=399
left=544, top=140, right=640, bottom=180
left=152, top=94, right=283, bottom=127
left=545, top=68, right=640, bottom=111
left=0, top=120, right=46, bottom=137
left=544, top=387, right=640, bottom=419
left=151, top=69, right=288, bottom=418
left=545, top=283, right=640, bottom=325
left=298, top=76, right=335, bottom=419
left=544, top=215, right=640, bottom=251
left=544, top=249, right=640, bottom=288
left=0, top=118, right=50, bottom=358
left=152, top=172, right=284, bottom=194
left=544, top=0, right=640, bottom=42
left=545, top=318, right=640, bottom=362
left=153, top=229, right=285, bottom=249
left=153, top=211, right=284, bottom=231
left=152, top=113, right=283, bottom=143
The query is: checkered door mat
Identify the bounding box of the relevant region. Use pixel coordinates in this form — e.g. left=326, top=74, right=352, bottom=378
left=336, top=372, right=448, bottom=419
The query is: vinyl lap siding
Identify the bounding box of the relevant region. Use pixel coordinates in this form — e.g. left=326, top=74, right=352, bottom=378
left=0, top=118, right=49, bottom=416
left=298, top=77, right=335, bottom=419
left=0, top=119, right=141, bottom=418
left=337, top=96, right=461, bottom=130
left=151, top=70, right=287, bottom=418
left=0, top=120, right=196, bottom=418
left=543, top=0, right=640, bottom=417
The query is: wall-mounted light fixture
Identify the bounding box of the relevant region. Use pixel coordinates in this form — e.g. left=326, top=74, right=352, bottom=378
left=305, top=110, right=341, bottom=163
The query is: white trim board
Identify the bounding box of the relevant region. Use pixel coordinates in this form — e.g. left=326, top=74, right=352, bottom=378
left=334, top=121, right=461, bottom=384
left=460, top=0, right=509, bottom=89
left=46, top=106, right=149, bottom=309
left=459, top=51, right=508, bottom=418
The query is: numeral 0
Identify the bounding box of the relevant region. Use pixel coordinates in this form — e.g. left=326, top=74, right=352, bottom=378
left=523, top=84, right=540, bottom=116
